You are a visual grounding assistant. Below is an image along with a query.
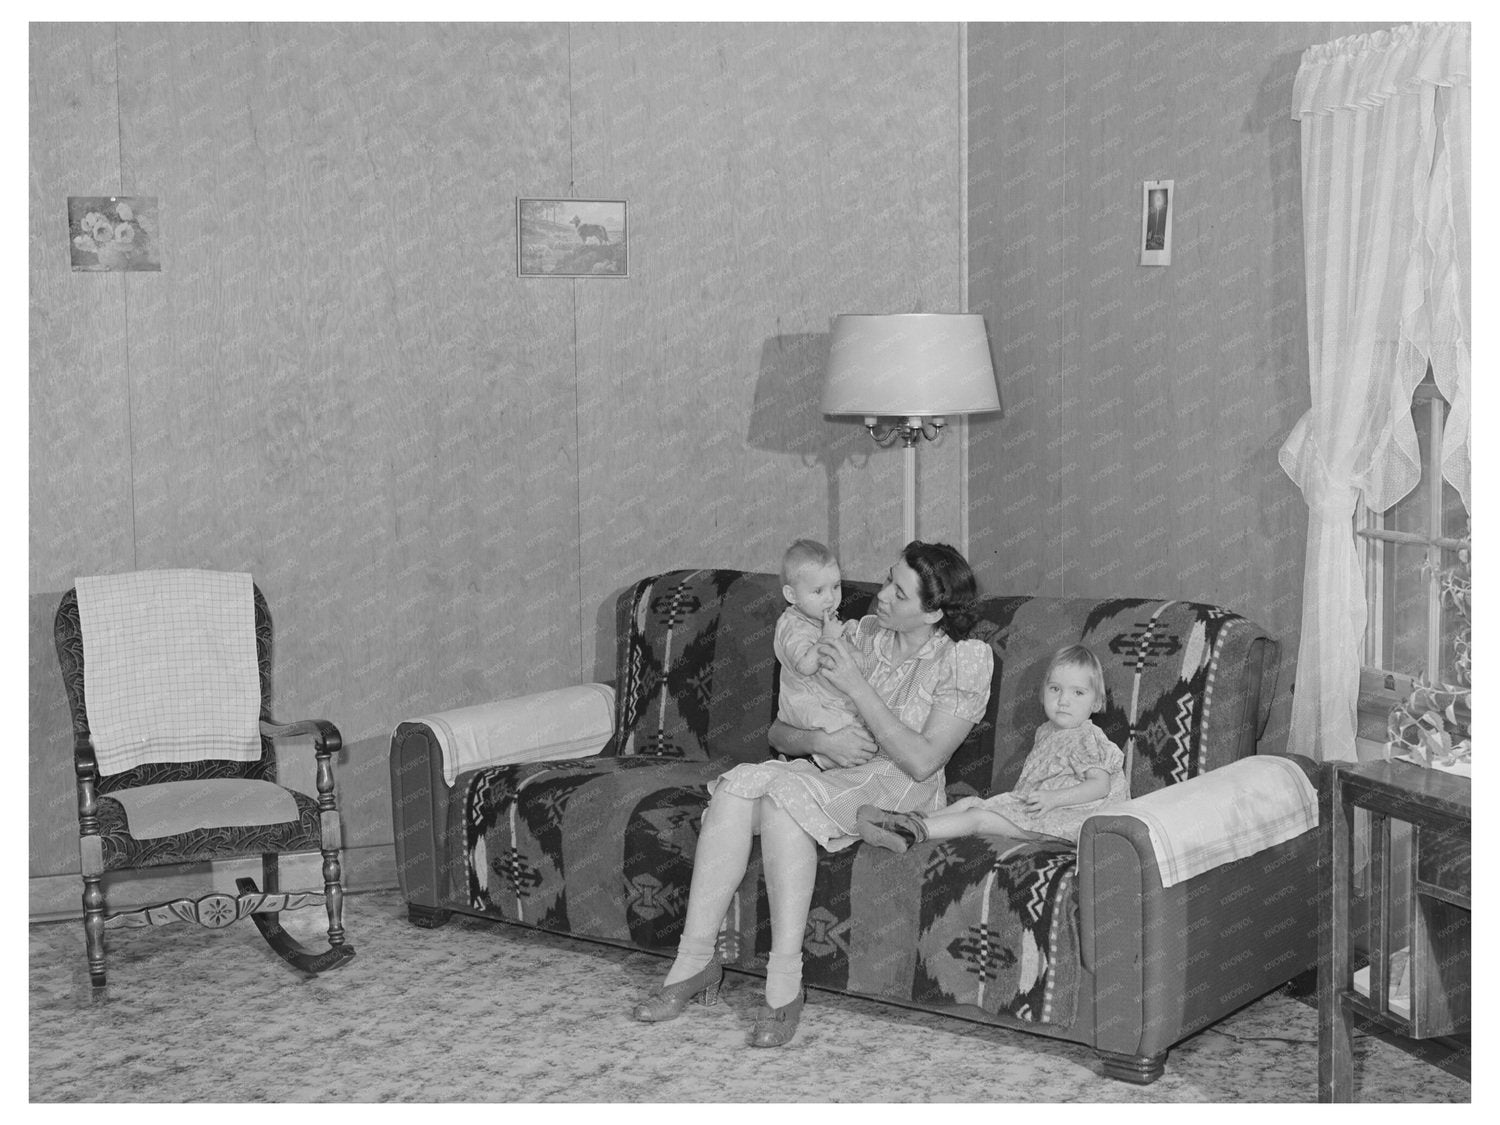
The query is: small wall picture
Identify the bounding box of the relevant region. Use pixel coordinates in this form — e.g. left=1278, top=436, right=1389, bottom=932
left=1140, top=180, right=1173, bottom=267
left=517, top=198, right=628, bottom=278
left=69, top=195, right=160, bottom=272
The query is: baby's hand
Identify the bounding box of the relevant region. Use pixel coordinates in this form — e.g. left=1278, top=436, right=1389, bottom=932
left=820, top=611, right=842, bottom=641
left=812, top=753, right=834, bottom=771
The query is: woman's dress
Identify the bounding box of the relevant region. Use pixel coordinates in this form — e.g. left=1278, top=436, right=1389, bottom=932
left=710, top=614, right=993, bottom=850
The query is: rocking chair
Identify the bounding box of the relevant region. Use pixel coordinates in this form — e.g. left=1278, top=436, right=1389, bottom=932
left=54, top=569, right=354, bottom=987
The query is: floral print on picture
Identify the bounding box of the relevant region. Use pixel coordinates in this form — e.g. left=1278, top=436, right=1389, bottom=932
left=69, top=195, right=160, bottom=272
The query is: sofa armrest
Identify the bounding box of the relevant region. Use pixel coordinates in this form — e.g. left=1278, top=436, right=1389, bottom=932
left=1076, top=753, right=1322, bottom=1060
left=407, top=683, right=616, bottom=787
left=388, top=684, right=615, bottom=911
left=1100, top=754, right=1318, bottom=888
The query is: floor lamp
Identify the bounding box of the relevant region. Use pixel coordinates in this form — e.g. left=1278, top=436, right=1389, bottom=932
left=821, top=313, right=1001, bottom=544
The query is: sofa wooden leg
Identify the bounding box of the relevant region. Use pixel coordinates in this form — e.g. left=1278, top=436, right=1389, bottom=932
left=1097, top=1049, right=1166, bottom=1084
left=407, top=904, right=452, bottom=929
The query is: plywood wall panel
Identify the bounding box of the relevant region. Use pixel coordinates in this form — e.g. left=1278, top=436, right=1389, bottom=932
left=966, top=23, right=1068, bottom=595
left=30, top=24, right=134, bottom=587
left=29, top=24, right=137, bottom=876
left=569, top=22, right=963, bottom=675
left=28, top=23, right=579, bottom=876
left=966, top=21, right=1393, bottom=754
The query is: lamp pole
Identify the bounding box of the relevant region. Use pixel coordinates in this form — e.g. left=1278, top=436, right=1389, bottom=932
left=865, top=415, right=941, bottom=546
left=902, top=420, right=920, bottom=545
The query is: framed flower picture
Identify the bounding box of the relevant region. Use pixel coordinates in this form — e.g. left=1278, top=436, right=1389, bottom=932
left=517, top=198, right=628, bottom=278
left=69, top=196, right=160, bottom=272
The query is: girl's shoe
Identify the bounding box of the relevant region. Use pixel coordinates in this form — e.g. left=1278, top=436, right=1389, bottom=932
left=748, top=989, right=805, bottom=1047
left=630, top=959, right=724, bottom=1023
left=856, top=804, right=927, bottom=853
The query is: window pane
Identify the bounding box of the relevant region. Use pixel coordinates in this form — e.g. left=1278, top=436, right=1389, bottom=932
left=1376, top=540, right=1431, bottom=679
left=1441, top=477, right=1468, bottom=540
left=1388, top=395, right=1439, bottom=536
left=1437, top=544, right=1471, bottom=688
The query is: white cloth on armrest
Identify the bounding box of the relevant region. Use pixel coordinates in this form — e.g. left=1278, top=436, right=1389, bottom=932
left=1099, top=755, right=1318, bottom=888
left=413, top=683, right=616, bottom=786
left=75, top=569, right=261, bottom=776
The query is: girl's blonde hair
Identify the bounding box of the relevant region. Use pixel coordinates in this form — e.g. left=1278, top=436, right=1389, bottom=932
left=1043, top=644, right=1105, bottom=712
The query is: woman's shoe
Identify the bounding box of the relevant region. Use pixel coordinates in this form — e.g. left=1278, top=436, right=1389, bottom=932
left=856, top=804, right=926, bottom=853
left=630, top=959, right=724, bottom=1023
left=748, top=989, right=805, bottom=1047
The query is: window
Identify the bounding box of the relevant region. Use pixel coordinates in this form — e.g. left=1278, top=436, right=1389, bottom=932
left=1356, top=375, right=1471, bottom=730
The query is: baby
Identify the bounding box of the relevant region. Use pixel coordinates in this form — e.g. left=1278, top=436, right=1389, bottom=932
left=774, top=538, right=870, bottom=768
left=857, top=643, right=1127, bottom=849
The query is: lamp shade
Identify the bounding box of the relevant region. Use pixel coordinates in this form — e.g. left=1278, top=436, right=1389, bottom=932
left=821, top=313, right=1000, bottom=418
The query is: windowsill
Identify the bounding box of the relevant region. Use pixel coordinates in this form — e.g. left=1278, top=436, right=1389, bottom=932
left=1358, top=667, right=1470, bottom=752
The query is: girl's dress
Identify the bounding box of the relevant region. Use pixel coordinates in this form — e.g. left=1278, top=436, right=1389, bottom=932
left=710, top=614, right=993, bottom=851
left=949, top=719, right=1127, bottom=844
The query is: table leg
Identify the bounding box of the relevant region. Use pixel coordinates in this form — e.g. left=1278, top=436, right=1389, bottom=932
left=1319, top=767, right=1356, bottom=1102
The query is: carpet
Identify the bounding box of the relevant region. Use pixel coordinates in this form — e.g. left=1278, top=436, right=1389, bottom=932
left=28, top=888, right=1470, bottom=1103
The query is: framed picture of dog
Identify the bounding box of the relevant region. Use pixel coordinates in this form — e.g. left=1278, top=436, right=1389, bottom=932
left=517, top=198, right=628, bottom=278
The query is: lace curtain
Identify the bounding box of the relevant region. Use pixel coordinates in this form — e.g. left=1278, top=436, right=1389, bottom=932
left=1278, top=22, right=1471, bottom=762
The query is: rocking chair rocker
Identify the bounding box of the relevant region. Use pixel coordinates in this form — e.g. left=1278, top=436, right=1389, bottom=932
left=54, top=570, right=354, bottom=987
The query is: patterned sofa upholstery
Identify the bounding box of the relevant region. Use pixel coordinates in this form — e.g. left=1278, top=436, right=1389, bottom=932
left=390, top=569, right=1320, bottom=1083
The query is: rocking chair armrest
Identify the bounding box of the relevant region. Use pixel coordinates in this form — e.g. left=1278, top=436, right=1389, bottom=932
left=73, top=733, right=99, bottom=779
left=260, top=717, right=343, bottom=754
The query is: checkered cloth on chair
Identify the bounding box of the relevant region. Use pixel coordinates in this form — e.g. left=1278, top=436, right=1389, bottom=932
left=75, top=569, right=261, bottom=776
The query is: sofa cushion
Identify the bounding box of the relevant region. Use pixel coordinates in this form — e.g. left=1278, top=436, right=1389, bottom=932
left=598, top=572, right=1273, bottom=807
left=967, top=597, right=1272, bottom=800
left=604, top=570, right=877, bottom=764
left=456, top=755, right=1082, bottom=1027
left=454, top=756, right=723, bottom=945
left=736, top=833, right=1082, bottom=1027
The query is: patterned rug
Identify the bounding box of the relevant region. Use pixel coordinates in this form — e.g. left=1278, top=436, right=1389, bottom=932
left=28, top=889, right=1471, bottom=1103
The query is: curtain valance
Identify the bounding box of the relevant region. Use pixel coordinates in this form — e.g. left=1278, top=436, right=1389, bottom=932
left=1293, top=22, right=1469, bottom=119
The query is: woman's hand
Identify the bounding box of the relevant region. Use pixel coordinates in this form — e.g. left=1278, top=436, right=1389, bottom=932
left=815, top=635, right=866, bottom=696
left=767, top=719, right=876, bottom=770
left=812, top=723, right=878, bottom=769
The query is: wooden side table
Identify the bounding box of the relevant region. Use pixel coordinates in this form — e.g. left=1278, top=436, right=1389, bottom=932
left=1319, top=759, right=1471, bottom=1101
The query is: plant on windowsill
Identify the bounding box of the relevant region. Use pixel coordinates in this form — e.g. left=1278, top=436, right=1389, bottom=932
left=1386, top=535, right=1471, bottom=767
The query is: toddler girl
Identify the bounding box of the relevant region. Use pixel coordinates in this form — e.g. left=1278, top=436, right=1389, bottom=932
left=856, top=643, right=1126, bottom=850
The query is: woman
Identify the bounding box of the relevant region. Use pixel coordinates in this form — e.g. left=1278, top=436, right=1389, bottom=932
left=630, top=541, right=993, bottom=1047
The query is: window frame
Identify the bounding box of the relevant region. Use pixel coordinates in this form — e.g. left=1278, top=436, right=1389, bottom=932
left=1355, top=380, right=1469, bottom=719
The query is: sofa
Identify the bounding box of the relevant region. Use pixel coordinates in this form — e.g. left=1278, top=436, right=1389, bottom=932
left=390, top=568, right=1321, bottom=1083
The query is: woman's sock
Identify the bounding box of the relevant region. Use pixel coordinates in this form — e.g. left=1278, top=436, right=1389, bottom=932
left=663, top=933, right=717, bottom=987
left=764, top=950, right=803, bottom=1010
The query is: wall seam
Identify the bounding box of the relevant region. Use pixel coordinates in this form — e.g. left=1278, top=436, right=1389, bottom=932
left=958, top=21, right=971, bottom=561
left=568, top=25, right=586, bottom=682
left=115, top=23, right=138, bottom=570
left=1057, top=32, right=1069, bottom=599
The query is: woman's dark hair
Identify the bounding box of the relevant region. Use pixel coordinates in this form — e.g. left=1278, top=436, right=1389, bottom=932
left=902, top=540, right=980, bottom=640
